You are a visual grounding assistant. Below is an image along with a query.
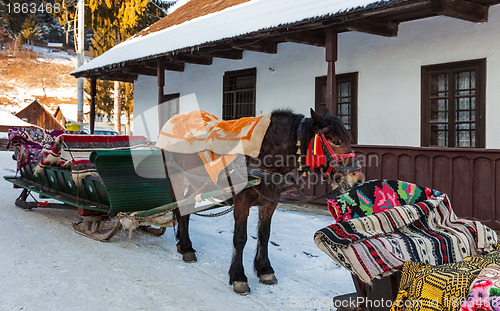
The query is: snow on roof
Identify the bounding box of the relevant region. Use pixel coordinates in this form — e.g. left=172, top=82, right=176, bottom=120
left=0, top=106, right=37, bottom=128
left=133, top=0, right=252, bottom=38
left=72, top=0, right=398, bottom=75
left=56, top=103, right=90, bottom=121
left=56, top=104, right=78, bottom=122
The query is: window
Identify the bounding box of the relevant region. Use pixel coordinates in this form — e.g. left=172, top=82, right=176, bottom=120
left=421, top=59, right=485, bottom=148
left=158, top=93, right=180, bottom=127
left=315, top=73, right=358, bottom=143
left=222, top=68, right=256, bottom=120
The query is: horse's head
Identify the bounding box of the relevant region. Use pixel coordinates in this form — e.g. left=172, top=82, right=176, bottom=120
left=301, top=108, right=365, bottom=193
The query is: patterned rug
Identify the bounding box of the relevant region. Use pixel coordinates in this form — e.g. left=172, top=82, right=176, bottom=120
left=156, top=110, right=271, bottom=158
left=7, top=127, right=81, bottom=171
left=9, top=128, right=153, bottom=185
left=41, top=134, right=153, bottom=184
left=391, top=250, right=500, bottom=311
left=328, top=179, right=441, bottom=222
left=314, top=180, right=498, bottom=285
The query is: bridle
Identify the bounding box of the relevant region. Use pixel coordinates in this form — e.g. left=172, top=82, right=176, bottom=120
left=297, top=122, right=361, bottom=182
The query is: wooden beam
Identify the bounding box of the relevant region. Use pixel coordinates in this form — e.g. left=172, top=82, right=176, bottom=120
left=431, top=0, right=488, bottom=22
left=90, top=78, right=96, bottom=134
left=142, top=59, right=185, bottom=72
left=325, top=27, right=338, bottom=114
left=157, top=60, right=165, bottom=129
left=99, top=74, right=136, bottom=83
left=163, top=62, right=185, bottom=72
left=232, top=40, right=278, bottom=54
left=204, top=49, right=244, bottom=60
left=345, top=19, right=399, bottom=37
left=174, top=54, right=213, bottom=65
left=282, top=30, right=326, bottom=47
left=123, top=66, right=157, bottom=76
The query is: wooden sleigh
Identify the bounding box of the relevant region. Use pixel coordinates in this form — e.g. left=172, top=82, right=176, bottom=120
left=4, top=132, right=259, bottom=242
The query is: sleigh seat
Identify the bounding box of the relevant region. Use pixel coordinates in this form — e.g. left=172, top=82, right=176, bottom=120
left=6, top=128, right=174, bottom=215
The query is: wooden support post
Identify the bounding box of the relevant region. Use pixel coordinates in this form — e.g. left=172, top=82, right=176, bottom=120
left=325, top=27, right=338, bottom=115
left=157, top=60, right=165, bottom=130
left=90, top=78, right=97, bottom=134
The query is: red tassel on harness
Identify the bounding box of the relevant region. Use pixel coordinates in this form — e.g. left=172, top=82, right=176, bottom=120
left=305, top=134, right=325, bottom=169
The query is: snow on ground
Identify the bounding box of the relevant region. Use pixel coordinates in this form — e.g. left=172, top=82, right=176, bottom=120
left=0, top=151, right=354, bottom=311
left=29, top=45, right=79, bottom=64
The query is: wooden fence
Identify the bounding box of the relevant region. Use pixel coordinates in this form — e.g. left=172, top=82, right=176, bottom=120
left=0, top=138, right=8, bottom=150
left=285, top=145, right=500, bottom=229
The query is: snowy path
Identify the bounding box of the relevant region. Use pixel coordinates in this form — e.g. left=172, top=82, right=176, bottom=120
left=0, top=151, right=354, bottom=311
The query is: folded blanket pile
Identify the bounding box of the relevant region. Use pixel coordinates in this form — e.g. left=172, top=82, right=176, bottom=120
left=7, top=127, right=81, bottom=171
left=9, top=128, right=154, bottom=186
left=391, top=250, right=500, bottom=311
left=314, top=180, right=498, bottom=285
left=38, top=134, right=153, bottom=184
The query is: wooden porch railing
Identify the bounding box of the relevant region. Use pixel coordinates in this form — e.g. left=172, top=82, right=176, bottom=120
left=284, top=145, right=500, bottom=229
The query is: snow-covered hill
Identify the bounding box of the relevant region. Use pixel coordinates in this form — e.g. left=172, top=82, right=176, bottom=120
left=0, top=45, right=79, bottom=114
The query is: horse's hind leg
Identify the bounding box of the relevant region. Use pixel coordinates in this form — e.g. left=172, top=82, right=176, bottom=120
left=229, top=197, right=251, bottom=295
left=174, top=209, right=197, bottom=263
left=254, top=200, right=278, bottom=285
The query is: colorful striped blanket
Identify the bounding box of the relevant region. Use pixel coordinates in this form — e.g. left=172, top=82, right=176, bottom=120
left=314, top=180, right=498, bottom=285
left=7, top=127, right=82, bottom=171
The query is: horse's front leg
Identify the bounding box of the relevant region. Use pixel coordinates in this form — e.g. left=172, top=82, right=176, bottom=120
left=171, top=181, right=197, bottom=263
left=229, top=197, right=251, bottom=295
left=254, top=199, right=278, bottom=285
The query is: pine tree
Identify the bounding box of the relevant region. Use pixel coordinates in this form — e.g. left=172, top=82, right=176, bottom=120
left=55, top=0, right=173, bottom=133
left=1, top=0, right=64, bottom=47
left=20, top=18, right=42, bottom=47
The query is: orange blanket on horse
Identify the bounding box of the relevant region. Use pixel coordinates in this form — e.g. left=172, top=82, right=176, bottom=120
left=156, top=111, right=271, bottom=184
left=156, top=110, right=271, bottom=158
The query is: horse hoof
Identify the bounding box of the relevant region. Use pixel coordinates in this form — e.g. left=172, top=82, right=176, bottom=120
left=182, top=252, right=197, bottom=263
left=233, top=281, right=251, bottom=295
left=259, top=273, right=278, bottom=285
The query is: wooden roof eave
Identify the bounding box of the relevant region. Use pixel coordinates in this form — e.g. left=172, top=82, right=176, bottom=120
left=72, top=0, right=500, bottom=80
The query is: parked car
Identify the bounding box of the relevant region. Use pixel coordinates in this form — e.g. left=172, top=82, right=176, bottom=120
left=82, top=127, right=120, bottom=135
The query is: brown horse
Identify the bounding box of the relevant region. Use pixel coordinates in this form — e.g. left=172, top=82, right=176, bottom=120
left=165, top=108, right=364, bottom=295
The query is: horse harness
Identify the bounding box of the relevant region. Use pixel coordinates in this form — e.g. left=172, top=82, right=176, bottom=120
left=245, top=118, right=362, bottom=203
left=296, top=118, right=360, bottom=181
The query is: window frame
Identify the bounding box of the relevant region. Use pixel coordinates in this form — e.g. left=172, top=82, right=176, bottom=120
left=222, top=68, right=257, bottom=120
left=421, top=59, right=486, bottom=148
left=315, top=72, right=358, bottom=144
left=158, top=92, right=180, bottom=128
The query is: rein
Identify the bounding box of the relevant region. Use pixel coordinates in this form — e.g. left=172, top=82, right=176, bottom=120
left=246, top=166, right=346, bottom=204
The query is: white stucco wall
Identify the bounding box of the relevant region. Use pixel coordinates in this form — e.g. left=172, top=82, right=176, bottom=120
left=337, top=4, right=500, bottom=148
left=134, top=4, right=500, bottom=148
